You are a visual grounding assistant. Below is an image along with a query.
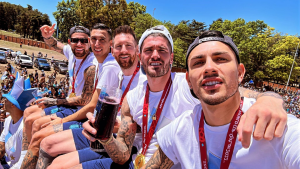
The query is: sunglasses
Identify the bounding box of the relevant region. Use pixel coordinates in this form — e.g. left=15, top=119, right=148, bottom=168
left=70, top=38, right=89, bottom=44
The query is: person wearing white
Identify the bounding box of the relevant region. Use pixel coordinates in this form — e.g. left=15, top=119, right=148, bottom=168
left=83, top=26, right=287, bottom=169
left=142, top=30, right=289, bottom=169
left=0, top=76, right=36, bottom=168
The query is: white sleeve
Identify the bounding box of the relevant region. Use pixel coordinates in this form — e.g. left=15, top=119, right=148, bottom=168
left=96, top=65, right=120, bottom=89
left=0, top=117, right=10, bottom=142
left=63, top=45, right=72, bottom=60
left=281, top=115, right=300, bottom=168
left=157, top=119, right=179, bottom=164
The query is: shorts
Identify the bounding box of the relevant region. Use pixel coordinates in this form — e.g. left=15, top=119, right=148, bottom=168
left=44, top=105, right=79, bottom=118
left=72, top=128, right=90, bottom=150
left=63, top=120, right=86, bottom=131
left=81, top=146, right=137, bottom=169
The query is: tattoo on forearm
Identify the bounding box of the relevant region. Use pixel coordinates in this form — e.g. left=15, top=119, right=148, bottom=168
left=20, top=150, right=38, bottom=169
left=239, top=87, right=259, bottom=99
left=57, top=66, right=95, bottom=106
left=44, top=37, right=63, bottom=54
left=103, top=98, right=137, bottom=164
left=258, top=91, right=286, bottom=109
left=36, top=148, right=55, bottom=169
left=52, top=124, right=63, bottom=133
left=43, top=98, right=57, bottom=107
left=143, top=147, right=173, bottom=169
left=22, top=130, right=29, bottom=150
left=0, top=143, right=5, bottom=159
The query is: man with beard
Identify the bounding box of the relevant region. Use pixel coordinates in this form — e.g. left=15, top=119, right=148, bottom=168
left=141, top=30, right=299, bottom=169
left=36, top=25, right=146, bottom=169
left=82, top=26, right=287, bottom=169
left=0, top=76, right=36, bottom=168
left=20, top=25, right=98, bottom=169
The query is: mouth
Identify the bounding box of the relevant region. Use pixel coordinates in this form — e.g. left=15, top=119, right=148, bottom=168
left=149, top=62, right=162, bottom=66
left=94, top=48, right=102, bottom=52
left=75, top=48, right=84, bottom=52
left=120, top=55, right=129, bottom=59
left=201, top=78, right=223, bottom=90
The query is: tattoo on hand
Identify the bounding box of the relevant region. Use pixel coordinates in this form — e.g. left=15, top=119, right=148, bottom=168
left=20, top=150, right=38, bottom=169
left=52, top=124, right=63, bottom=133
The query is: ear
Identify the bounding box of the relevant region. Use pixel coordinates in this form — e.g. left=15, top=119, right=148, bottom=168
left=138, top=53, right=141, bottom=63
left=68, top=39, right=71, bottom=45
left=109, top=40, right=113, bottom=47
left=237, top=63, right=246, bottom=84
left=170, top=53, right=174, bottom=64
left=111, top=45, right=114, bottom=56
left=186, top=71, right=192, bottom=89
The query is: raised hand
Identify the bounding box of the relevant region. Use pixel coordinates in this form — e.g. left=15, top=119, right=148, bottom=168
left=40, top=24, right=56, bottom=38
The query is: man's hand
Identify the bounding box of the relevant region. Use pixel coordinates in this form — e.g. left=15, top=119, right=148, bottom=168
left=36, top=97, right=57, bottom=109
left=82, top=112, right=97, bottom=142
left=41, top=116, right=62, bottom=128
left=40, top=24, right=56, bottom=38
left=237, top=94, right=287, bottom=148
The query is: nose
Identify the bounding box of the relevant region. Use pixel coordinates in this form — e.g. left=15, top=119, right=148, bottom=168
left=204, top=57, right=217, bottom=75
left=120, top=44, right=127, bottom=53
left=151, top=49, right=160, bottom=60
left=76, top=41, right=83, bottom=46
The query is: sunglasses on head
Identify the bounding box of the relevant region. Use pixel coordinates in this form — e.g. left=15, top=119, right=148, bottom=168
left=70, top=38, right=89, bottom=44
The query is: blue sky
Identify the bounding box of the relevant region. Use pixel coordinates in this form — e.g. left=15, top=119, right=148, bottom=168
left=3, top=0, right=299, bottom=35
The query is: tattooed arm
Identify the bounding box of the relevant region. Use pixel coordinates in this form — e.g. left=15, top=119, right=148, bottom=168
left=37, top=65, right=96, bottom=108
left=100, top=96, right=137, bottom=164
left=141, top=147, right=174, bottom=169
left=40, top=24, right=64, bottom=54
left=0, top=141, right=5, bottom=159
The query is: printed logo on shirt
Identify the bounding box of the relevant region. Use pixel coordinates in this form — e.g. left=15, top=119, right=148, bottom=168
left=208, top=151, right=221, bottom=169
left=69, top=69, right=73, bottom=78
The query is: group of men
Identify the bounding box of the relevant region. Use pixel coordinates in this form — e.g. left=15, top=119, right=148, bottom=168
left=0, top=22, right=298, bottom=169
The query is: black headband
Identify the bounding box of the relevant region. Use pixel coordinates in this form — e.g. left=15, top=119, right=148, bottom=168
left=185, top=35, right=240, bottom=71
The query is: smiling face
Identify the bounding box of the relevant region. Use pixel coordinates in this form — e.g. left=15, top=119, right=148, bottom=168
left=140, top=35, right=173, bottom=77
left=112, top=33, right=137, bottom=69
left=186, top=41, right=245, bottom=105
left=68, top=33, right=90, bottom=58
left=90, top=29, right=111, bottom=58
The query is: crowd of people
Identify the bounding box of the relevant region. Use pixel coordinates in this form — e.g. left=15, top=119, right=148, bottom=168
left=0, top=23, right=297, bottom=169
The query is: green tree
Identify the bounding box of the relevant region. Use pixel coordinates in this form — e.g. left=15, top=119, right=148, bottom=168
left=53, top=0, right=80, bottom=42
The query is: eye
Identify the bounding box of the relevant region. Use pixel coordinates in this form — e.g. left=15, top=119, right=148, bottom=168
left=193, top=61, right=204, bottom=66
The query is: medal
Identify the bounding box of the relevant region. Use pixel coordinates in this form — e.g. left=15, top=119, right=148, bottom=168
left=69, top=92, right=76, bottom=98
left=134, top=75, right=172, bottom=169
left=134, top=154, right=145, bottom=169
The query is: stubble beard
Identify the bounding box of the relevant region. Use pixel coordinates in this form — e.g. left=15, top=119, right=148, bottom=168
left=117, top=54, right=136, bottom=69
left=197, top=76, right=239, bottom=106
left=72, top=48, right=88, bottom=58
left=142, top=59, right=170, bottom=78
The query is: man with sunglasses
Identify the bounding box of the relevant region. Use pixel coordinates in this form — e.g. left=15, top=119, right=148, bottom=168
left=81, top=25, right=287, bottom=169
left=19, top=25, right=98, bottom=169
left=35, top=25, right=147, bottom=169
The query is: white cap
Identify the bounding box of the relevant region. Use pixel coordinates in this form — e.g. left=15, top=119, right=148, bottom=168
left=138, top=25, right=173, bottom=53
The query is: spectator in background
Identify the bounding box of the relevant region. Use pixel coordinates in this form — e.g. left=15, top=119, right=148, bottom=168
left=24, top=51, right=27, bottom=55
left=28, top=41, right=30, bottom=46
left=34, top=70, right=38, bottom=81
left=20, top=41, right=22, bottom=48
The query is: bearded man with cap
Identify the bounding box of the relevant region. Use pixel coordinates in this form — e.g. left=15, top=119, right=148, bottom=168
left=0, top=76, right=36, bottom=168
left=20, top=24, right=98, bottom=169
left=82, top=26, right=287, bottom=169
left=142, top=30, right=298, bottom=169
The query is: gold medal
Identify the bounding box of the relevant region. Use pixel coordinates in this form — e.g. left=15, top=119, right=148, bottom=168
left=69, top=92, right=76, bottom=98
left=134, top=154, right=145, bottom=169
left=152, top=114, right=156, bottom=120
left=69, top=85, right=72, bottom=90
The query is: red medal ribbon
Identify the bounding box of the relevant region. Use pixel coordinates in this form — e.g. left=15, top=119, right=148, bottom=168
left=71, top=55, right=89, bottom=94
left=93, top=65, right=100, bottom=93
left=199, top=97, right=244, bottom=169
left=141, top=75, right=172, bottom=155
left=118, top=62, right=140, bottom=112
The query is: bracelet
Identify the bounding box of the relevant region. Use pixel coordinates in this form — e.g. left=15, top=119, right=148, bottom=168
left=98, top=134, right=114, bottom=145
left=43, top=36, right=53, bottom=40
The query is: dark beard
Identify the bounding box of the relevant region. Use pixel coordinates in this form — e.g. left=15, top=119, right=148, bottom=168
left=142, top=59, right=170, bottom=78
left=72, top=48, right=88, bottom=58
left=117, top=54, right=135, bottom=69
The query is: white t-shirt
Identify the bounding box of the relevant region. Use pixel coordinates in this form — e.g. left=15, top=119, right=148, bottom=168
left=126, top=72, right=200, bottom=164
left=0, top=116, right=23, bottom=167
left=95, top=53, right=121, bottom=90
left=157, top=97, right=300, bottom=169
left=63, top=45, right=98, bottom=99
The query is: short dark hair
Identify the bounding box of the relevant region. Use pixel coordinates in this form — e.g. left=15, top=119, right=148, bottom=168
left=113, top=25, right=137, bottom=44
left=91, top=23, right=112, bottom=40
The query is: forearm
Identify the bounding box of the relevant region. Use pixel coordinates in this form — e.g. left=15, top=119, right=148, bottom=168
left=57, top=96, right=85, bottom=106
left=62, top=102, right=95, bottom=123
left=142, top=147, right=174, bottom=169
left=0, top=142, right=5, bottom=159
left=43, top=37, right=64, bottom=54
left=102, top=137, right=132, bottom=164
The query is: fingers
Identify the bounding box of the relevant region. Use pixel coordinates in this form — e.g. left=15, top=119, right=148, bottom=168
left=82, top=120, right=97, bottom=136
left=36, top=98, right=45, bottom=103
left=237, top=114, right=246, bottom=142
left=274, top=115, right=287, bottom=138
left=40, top=25, right=49, bottom=30
left=82, top=128, right=96, bottom=142
left=51, top=23, right=56, bottom=29
left=239, top=112, right=257, bottom=148
left=86, top=112, right=95, bottom=123
left=253, top=116, right=269, bottom=140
